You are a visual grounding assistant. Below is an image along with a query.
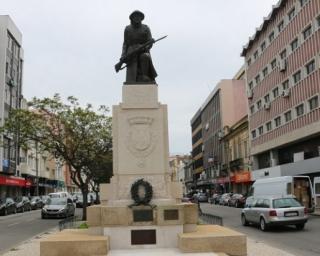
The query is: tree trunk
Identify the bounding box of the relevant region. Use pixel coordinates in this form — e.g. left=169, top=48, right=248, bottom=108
left=81, top=187, right=88, bottom=221
left=95, top=190, right=100, bottom=204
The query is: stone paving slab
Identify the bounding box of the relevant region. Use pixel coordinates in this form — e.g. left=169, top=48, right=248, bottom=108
left=0, top=229, right=296, bottom=256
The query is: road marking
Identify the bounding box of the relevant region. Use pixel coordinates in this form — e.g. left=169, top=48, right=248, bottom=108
left=7, top=222, right=19, bottom=227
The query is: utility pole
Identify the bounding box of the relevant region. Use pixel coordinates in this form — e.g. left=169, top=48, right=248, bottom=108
left=35, top=141, right=39, bottom=196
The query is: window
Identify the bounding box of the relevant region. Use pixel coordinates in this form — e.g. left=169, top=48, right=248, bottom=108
left=288, top=8, right=295, bottom=21
left=255, top=74, right=261, bottom=84
left=303, top=25, right=312, bottom=40
left=285, top=111, right=292, bottom=122
left=261, top=41, right=266, bottom=51
left=258, top=126, right=264, bottom=135
left=266, top=121, right=272, bottom=131
left=273, top=87, right=279, bottom=98
left=257, top=100, right=262, bottom=110
left=271, top=59, right=277, bottom=69
left=293, top=71, right=301, bottom=84
left=250, top=105, right=255, bottom=114
left=309, top=96, right=319, bottom=110
left=263, top=67, right=268, bottom=77
left=280, top=49, right=287, bottom=59
left=299, top=0, right=308, bottom=7
left=247, top=58, right=252, bottom=66
left=249, top=81, right=253, bottom=90
left=306, top=60, right=315, bottom=75
left=282, top=80, right=289, bottom=90
left=296, top=104, right=304, bottom=117
left=275, top=116, right=281, bottom=127
left=264, top=94, right=270, bottom=103
left=291, top=38, right=298, bottom=51
left=278, top=20, right=284, bottom=32
left=252, top=130, right=256, bottom=139
left=269, top=32, right=275, bottom=43
left=254, top=50, right=259, bottom=60
left=317, top=15, right=320, bottom=27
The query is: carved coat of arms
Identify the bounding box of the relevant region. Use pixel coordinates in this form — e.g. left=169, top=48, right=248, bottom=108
left=126, top=117, right=157, bottom=167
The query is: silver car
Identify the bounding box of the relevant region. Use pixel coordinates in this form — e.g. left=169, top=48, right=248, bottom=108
left=41, top=197, right=75, bottom=219
left=241, top=196, right=308, bottom=231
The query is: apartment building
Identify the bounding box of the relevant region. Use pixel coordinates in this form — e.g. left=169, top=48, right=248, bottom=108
left=0, top=16, right=25, bottom=197
left=241, top=0, right=320, bottom=182
left=190, top=68, right=247, bottom=193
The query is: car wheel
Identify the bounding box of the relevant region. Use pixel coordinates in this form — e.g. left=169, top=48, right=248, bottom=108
left=41, top=214, right=46, bottom=219
left=296, top=223, right=305, bottom=230
left=241, top=214, right=248, bottom=226
left=260, top=217, right=268, bottom=231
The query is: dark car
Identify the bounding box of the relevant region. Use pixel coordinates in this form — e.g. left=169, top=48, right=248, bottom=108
left=194, top=192, right=208, bottom=203
left=42, top=197, right=75, bottom=219
left=15, top=196, right=31, bottom=212
left=30, top=196, right=43, bottom=210
left=0, top=197, right=17, bottom=216
left=228, top=193, right=246, bottom=208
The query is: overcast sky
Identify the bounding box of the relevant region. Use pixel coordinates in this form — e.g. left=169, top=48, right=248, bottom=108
left=1, top=0, right=277, bottom=155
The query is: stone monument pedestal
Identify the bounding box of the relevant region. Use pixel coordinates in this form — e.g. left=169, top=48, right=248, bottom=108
left=40, top=83, right=247, bottom=256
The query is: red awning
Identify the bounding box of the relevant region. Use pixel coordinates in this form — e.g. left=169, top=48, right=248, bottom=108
left=0, top=175, right=28, bottom=187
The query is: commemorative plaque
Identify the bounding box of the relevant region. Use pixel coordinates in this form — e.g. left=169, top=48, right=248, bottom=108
left=133, top=209, right=153, bottom=222
left=163, top=209, right=179, bottom=220
left=131, top=229, right=156, bottom=245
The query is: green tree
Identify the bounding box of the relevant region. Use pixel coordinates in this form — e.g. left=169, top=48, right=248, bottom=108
left=0, top=94, right=112, bottom=220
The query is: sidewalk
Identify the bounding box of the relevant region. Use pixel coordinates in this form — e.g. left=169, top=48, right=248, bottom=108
left=0, top=229, right=296, bottom=256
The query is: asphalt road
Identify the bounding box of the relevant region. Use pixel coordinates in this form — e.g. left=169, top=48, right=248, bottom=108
left=201, top=203, right=320, bottom=256
left=0, top=208, right=82, bottom=254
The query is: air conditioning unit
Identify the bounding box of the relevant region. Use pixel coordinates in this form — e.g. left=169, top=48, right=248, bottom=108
left=264, top=102, right=271, bottom=110
left=205, top=122, right=209, bottom=130
left=281, top=89, right=290, bottom=98
left=278, top=59, right=287, bottom=72
left=208, top=157, right=214, bottom=163
left=247, top=90, right=253, bottom=99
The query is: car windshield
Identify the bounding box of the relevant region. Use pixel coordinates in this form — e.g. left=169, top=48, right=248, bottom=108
left=46, top=198, right=67, bottom=205
left=15, top=197, right=23, bottom=202
left=0, top=198, right=4, bottom=204
left=31, top=197, right=38, bottom=202
left=273, top=198, right=302, bottom=208
left=49, top=194, right=60, bottom=198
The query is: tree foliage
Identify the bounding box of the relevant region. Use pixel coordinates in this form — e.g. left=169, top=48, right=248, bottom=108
left=0, top=94, right=112, bottom=220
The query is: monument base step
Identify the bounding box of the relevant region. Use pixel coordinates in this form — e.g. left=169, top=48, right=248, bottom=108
left=108, top=248, right=226, bottom=255
left=178, top=225, right=246, bottom=256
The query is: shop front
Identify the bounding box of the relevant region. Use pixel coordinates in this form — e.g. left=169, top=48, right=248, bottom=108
left=0, top=175, right=29, bottom=198
left=210, top=177, right=230, bottom=194
left=230, top=171, right=252, bottom=195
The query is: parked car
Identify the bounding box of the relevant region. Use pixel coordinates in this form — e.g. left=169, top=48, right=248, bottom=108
left=213, top=194, right=222, bottom=204
left=30, top=196, right=43, bottom=210
left=209, top=193, right=220, bottom=204
left=219, top=193, right=231, bottom=205
left=75, top=194, right=92, bottom=208
left=0, top=197, right=17, bottom=215
left=228, top=194, right=246, bottom=208
left=241, top=195, right=308, bottom=231
left=15, top=196, right=31, bottom=212
left=40, top=195, right=50, bottom=206
left=41, top=197, right=75, bottom=219
left=194, top=192, right=208, bottom=203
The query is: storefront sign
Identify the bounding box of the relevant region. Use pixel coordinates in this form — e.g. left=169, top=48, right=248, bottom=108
left=233, top=171, right=251, bottom=183
left=0, top=175, right=27, bottom=187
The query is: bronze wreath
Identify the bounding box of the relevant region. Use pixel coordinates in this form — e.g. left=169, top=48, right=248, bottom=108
left=130, top=178, right=153, bottom=205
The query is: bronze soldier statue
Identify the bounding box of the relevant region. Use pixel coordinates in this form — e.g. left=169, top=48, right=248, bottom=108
left=115, top=10, right=166, bottom=84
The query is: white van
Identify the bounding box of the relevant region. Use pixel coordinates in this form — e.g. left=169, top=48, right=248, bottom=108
left=48, top=192, right=70, bottom=199
left=248, top=176, right=314, bottom=212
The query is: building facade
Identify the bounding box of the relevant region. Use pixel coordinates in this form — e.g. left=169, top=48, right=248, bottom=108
left=241, top=0, right=320, bottom=182
left=190, top=68, right=247, bottom=194
left=0, top=15, right=25, bottom=198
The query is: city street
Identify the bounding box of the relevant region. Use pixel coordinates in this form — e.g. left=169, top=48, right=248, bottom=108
left=201, top=203, right=320, bottom=256
left=0, top=208, right=82, bottom=254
